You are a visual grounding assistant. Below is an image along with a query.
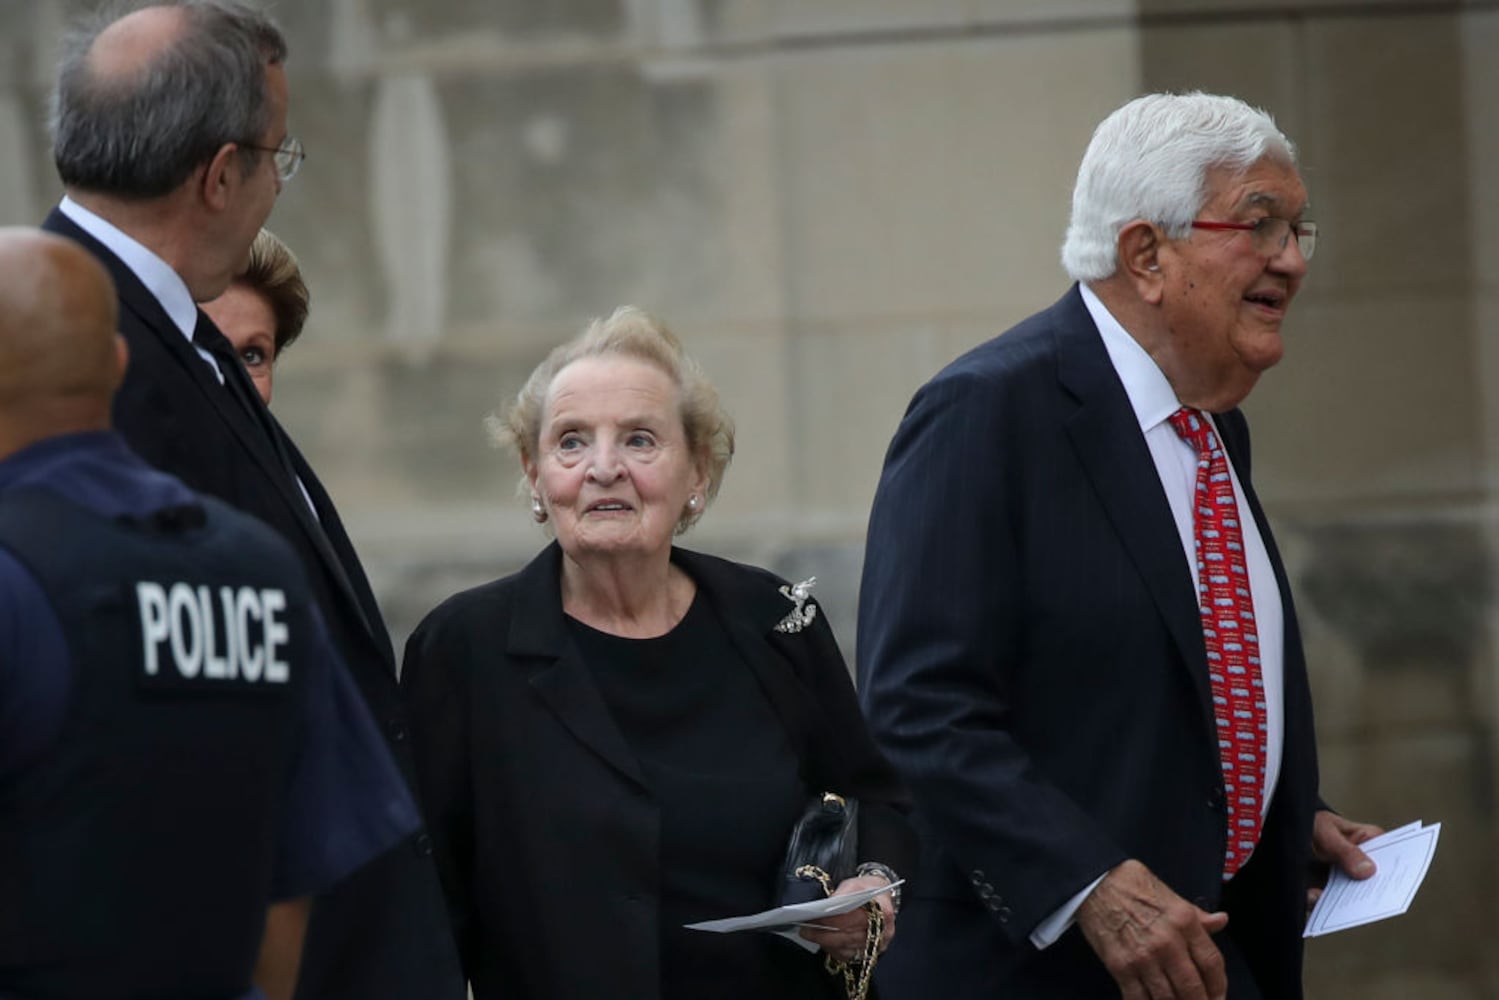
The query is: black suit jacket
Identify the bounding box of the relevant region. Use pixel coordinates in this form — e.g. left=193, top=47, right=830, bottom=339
left=857, top=286, right=1320, bottom=999
left=400, top=543, right=916, bottom=1000
left=41, top=207, right=465, bottom=1000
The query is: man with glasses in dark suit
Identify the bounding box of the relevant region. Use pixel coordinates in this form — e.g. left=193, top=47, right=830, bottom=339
left=40, top=3, right=464, bottom=998
left=859, top=92, right=1380, bottom=1000
left=0, top=226, right=418, bottom=1000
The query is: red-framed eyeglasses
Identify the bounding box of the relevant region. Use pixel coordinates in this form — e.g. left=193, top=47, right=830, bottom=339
left=1190, top=218, right=1317, bottom=261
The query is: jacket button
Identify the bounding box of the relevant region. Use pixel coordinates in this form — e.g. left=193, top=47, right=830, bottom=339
left=977, top=885, right=994, bottom=901
left=997, top=905, right=1012, bottom=922
left=386, top=720, right=407, bottom=742
left=1207, top=786, right=1223, bottom=809
left=971, top=869, right=986, bottom=886
left=414, top=832, right=433, bottom=856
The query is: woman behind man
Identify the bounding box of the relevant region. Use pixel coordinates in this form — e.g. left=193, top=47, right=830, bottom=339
left=401, top=307, right=914, bottom=999
left=201, top=228, right=309, bottom=405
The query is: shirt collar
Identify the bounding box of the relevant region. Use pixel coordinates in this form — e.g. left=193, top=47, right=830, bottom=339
left=58, top=196, right=199, bottom=343
left=1079, top=281, right=1183, bottom=433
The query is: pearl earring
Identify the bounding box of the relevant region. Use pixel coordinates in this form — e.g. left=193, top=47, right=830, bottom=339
left=530, top=495, right=548, bottom=523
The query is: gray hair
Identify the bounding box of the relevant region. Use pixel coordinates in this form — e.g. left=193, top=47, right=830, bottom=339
left=1060, top=92, right=1296, bottom=282
left=49, top=0, right=288, bottom=199
left=492, top=306, right=736, bottom=536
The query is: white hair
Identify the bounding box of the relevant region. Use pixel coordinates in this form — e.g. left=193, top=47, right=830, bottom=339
left=1060, top=92, right=1296, bottom=282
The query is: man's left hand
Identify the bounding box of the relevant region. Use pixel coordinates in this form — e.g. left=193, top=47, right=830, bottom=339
left=1307, top=809, right=1382, bottom=913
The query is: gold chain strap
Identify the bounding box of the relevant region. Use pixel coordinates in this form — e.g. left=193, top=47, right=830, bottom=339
left=793, top=864, right=884, bottom=1000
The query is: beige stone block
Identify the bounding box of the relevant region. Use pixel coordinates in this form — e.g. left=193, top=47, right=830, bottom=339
left=766, top=0, right=968, bottom=38
left=1242, top=296, right=1482, bottom=506
left=364, top=1, right=628, bottom=45
left=968, top=0, right=1135, bottom=25
left=1480, top=296, right=1499, bottom=489
left=431, top=62, right=783, bottom=338
left=251, top=54, right=785, bottom=366
left=1135, top=20, right=1302, bottom=138
left=1465, top=11, right=1499, bottom=298
left=1355, top=667, right=1470, bottom=730
left=276, top=351, right=522, bottom=511
left=1141, top=0, right=1430, bottom=11
left=1307, top=733, right=1491, bottom=999
left=1311, top=740, right=1367, bottom=812
left=261, top=81, right=381, bottom=345
left=683, top=324, right=797, bottom=526
left=1299, top=14, right=1471, bottom=298
left=1348, top=730, right=1483, bottom=842
left=0, top=96, right=38, bottom=226
left=1463, top=15, right=1499, bottom=488
left=775, top=28, right=1140, bottom=325
left=970, top=0, right=1438, bottom=27
left=1291, top=607, right=1368, bottom=739
left=677, top=63, right=788, bottom=326
left=670, top=0, right=775, bottom=46
left=435, top=69, right=710, bottom=329
left=785, top=321, right=969, bottom=517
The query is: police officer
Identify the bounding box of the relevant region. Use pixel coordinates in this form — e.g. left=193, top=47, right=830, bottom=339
left=0, top=229, right=419, bottom=999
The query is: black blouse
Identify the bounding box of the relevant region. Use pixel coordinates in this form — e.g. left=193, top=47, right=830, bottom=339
left=566, top=593, right=837, bottom=1000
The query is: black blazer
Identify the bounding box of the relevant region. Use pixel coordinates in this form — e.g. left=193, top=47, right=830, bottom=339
left=41, top=207, right=465, bottom=1000
left=857, top=286, right=1320, bottom=999
left=401, top=543, right=916, bottom=1000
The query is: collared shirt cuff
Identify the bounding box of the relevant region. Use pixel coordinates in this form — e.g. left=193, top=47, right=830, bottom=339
left=1030, top=873, right=1107, bottom=949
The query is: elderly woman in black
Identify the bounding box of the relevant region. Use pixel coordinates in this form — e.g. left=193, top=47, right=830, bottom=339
left=401, top=306, right=913, bottom=1000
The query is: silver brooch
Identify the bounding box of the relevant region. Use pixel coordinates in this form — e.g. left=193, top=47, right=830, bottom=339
left=774, top=576, right=819, bottom=634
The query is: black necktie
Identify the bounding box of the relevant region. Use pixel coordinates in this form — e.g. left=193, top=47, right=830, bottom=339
left=191, top=311, right=309, bottom=505
left=192, top=312, right=267, bottom=425
left=189, top=312, right=349, bottom=607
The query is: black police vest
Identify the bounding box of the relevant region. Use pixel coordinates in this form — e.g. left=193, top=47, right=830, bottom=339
left=0, top=487, right=316, bottom=999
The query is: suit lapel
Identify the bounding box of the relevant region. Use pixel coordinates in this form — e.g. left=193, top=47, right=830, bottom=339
left=675, top=550, right=822, bottom=778
left=1052, top=287, right=1214, bottom=719
left=511, top=545, right=647, bottom=789
left=511, top=546, right=825, bottom=791
left=43, top=211, right=297, bottom=507
left=274, top=422, right=387, bottom=649
left=43, top=208, right=389, bottom=658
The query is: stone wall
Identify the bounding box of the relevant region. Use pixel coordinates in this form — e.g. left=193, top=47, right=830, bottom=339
left=3, top=0, right=1496, bottom=994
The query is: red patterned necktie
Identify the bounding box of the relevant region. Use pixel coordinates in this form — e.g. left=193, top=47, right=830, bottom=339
left=1167, top=407, right=1267, bottom=879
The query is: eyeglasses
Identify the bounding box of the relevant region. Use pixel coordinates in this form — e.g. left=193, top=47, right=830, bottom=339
left=240, top=134, right=306, bottom=182
left=1190, top=217, right=1317, bottom=261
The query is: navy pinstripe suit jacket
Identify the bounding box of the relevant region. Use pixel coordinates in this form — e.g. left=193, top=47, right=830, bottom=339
left=857, top=285, right=1320, bottom=999
left=41, top=206, right=466, bottom=1000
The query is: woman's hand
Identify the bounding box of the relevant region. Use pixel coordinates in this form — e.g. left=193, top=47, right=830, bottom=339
left=797, top=872, right=898, bottom=963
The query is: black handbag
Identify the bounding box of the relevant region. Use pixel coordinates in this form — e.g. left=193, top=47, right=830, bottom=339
left=777, top=791, right=884, bottom=1000
left=778, top=791, right=859, bottom=907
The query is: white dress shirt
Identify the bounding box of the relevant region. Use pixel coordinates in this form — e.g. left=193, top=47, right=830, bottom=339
left=57, top=197, right=224, bottom=384
left=1030, top=283, right=1286, bottom=948
left=58, top=197, right=319, bottom=515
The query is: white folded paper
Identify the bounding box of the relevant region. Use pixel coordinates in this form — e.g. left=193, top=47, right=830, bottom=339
left=684, top=881, right=903, bottom=953
left=1304, top=820, right=1439, bottom=937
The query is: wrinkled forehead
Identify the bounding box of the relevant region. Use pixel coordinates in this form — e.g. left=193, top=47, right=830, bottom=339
left=1204, top=157, right=1309, bottom=217
left=543, top=355, right=682, bottom=421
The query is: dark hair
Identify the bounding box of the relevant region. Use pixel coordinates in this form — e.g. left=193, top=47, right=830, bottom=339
left=49, top=0, right=288, bottom=199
